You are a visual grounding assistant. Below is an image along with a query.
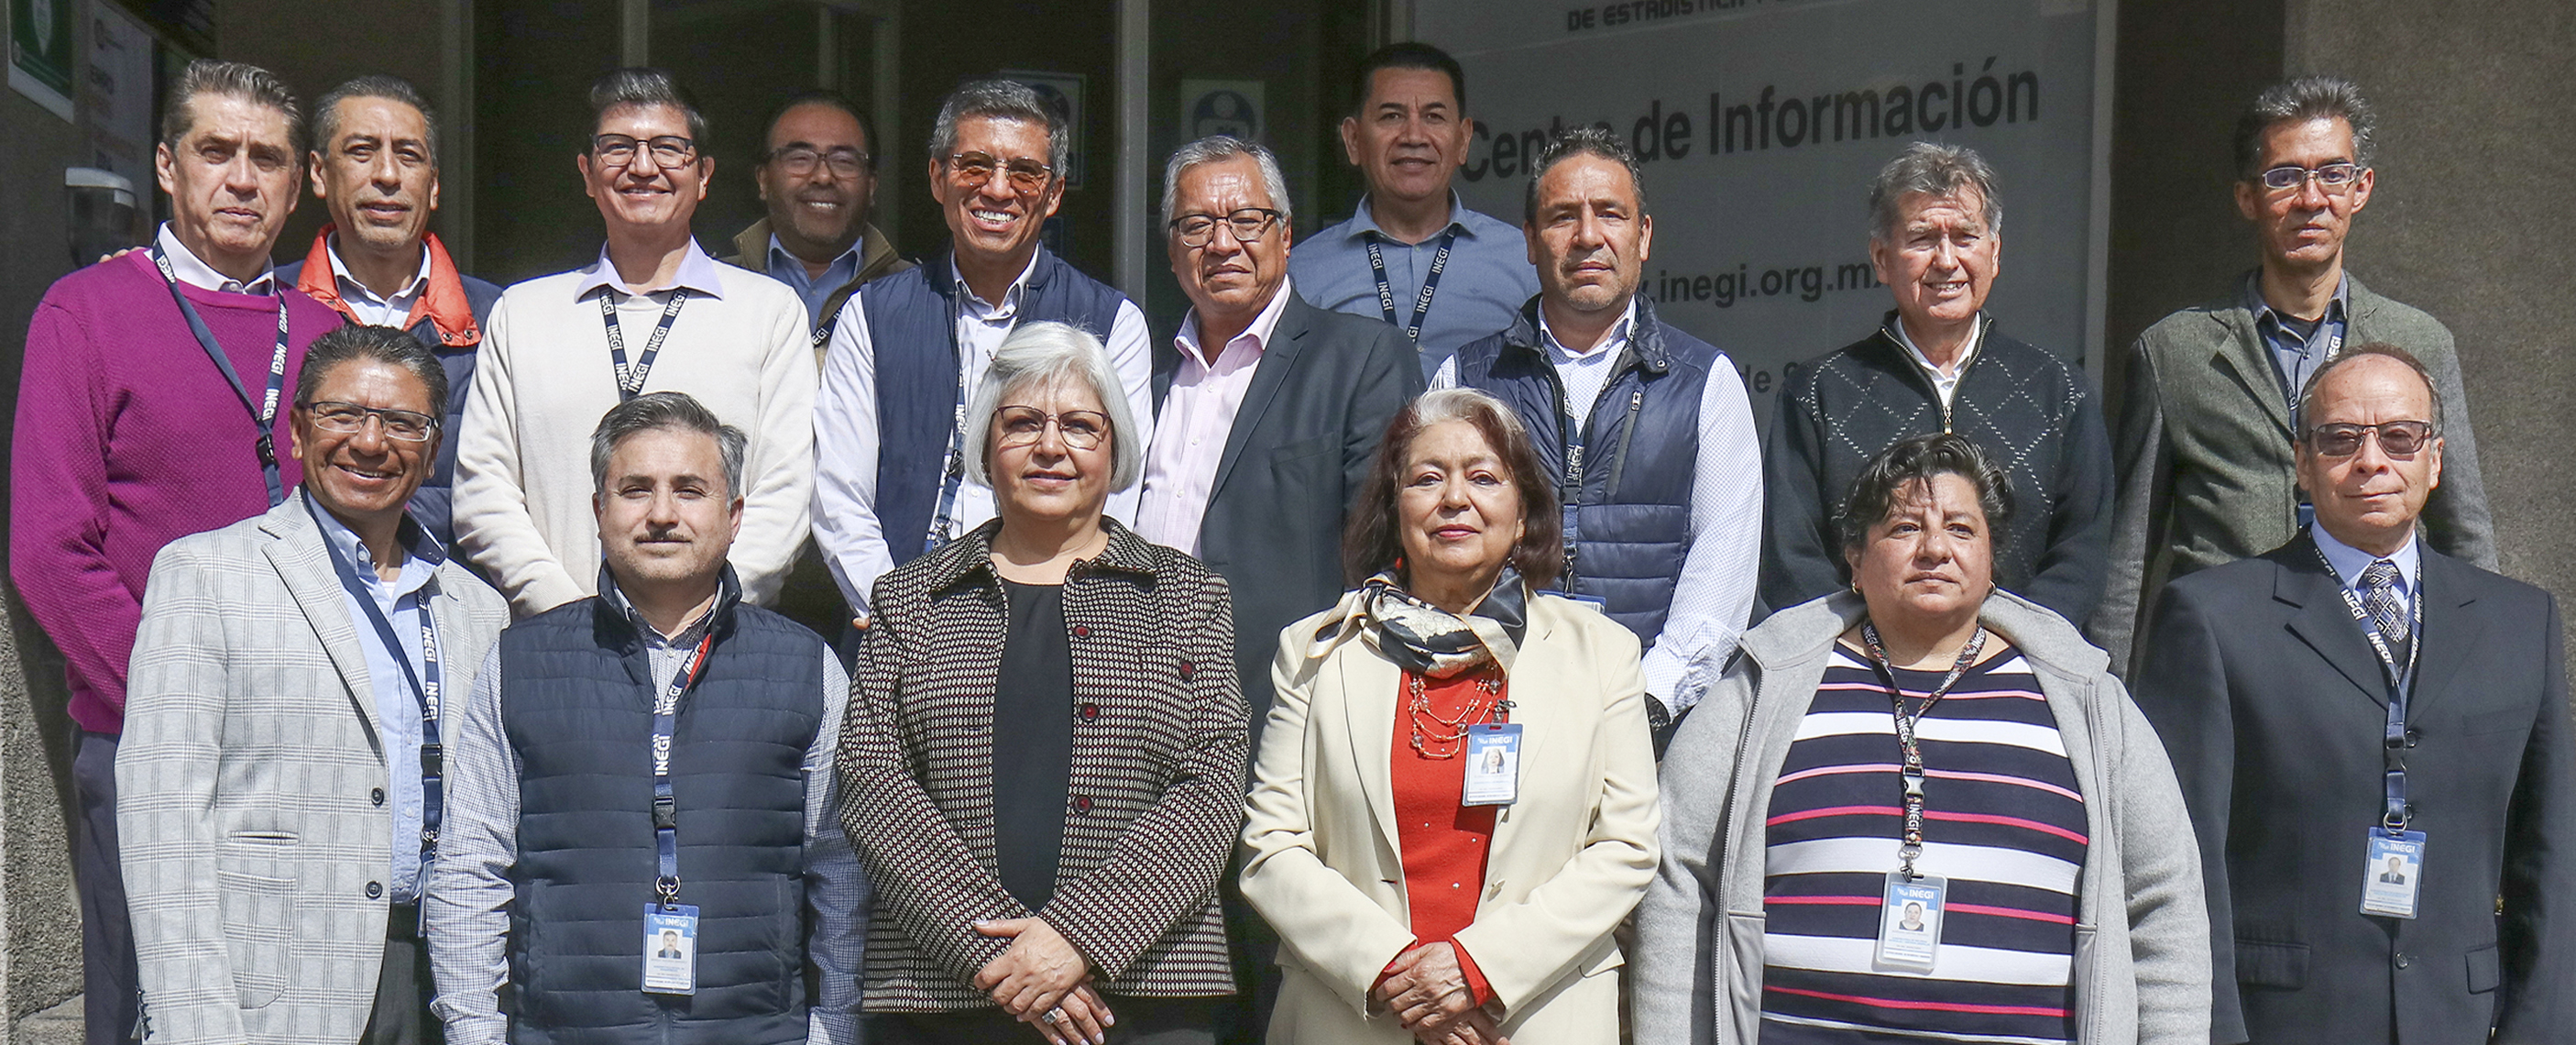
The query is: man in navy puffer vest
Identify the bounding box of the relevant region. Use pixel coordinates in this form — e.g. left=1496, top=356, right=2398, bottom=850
left=813, top=79, right=1156, bottom=632
left=427, top=392, right=864, bottom=1045
left=1437, top=128, right=1762, bottom=752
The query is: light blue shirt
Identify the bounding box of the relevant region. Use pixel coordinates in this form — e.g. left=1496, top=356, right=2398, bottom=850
left=1290, top=191, right=1540, bottom=381
left=2312, top=522, right=2419, bottom=618
left=312, top=500, right=443, bottom=902
left=766, top=233, right=863, bottom=332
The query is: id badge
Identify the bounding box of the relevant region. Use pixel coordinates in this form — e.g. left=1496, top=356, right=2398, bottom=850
left=1540, top=589, right=1608, bottom=613
left=2360, top=829, right=2426, bottom=919
left=1463, top=723, right=1522, bottom=807
left=1874, top=872, right=1946, bottom=973
left=641, top=904, right=700, bottom=995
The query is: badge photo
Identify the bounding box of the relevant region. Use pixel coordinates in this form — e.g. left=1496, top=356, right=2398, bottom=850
left=1874, top=872, right=1947, bottom=973
left=2359, top=829, right=2426, bottom=919
left=1463, top=721, right=1522, bottom=807
left=641, top=903, right=701, bottom=995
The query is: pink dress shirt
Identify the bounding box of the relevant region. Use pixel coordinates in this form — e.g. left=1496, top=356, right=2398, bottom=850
left=1135, top=280, right=1297, bottom=555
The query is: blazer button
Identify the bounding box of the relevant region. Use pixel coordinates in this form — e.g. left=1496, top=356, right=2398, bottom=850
left=1178, top=660, right=1195, bottom=679
left=366, top=882, right=384, bottom=899
left=1072, top=624, right=1091, bottom=638
left=1075, top=795, right=1093, bottom=814
left=2394, top=952, right=2411, bottom=969
left=371, top=787, right=387, bottom=807
left=1080, top=703, right=1100, bottom=722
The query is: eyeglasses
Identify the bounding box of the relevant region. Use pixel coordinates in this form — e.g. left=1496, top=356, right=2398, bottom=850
left=995, top=406, right=1109, bottom=450
left=2306, top=420, right=2436, bottom=456
left=945, top=151, right=1054, bottom=193
left=770, top=146, right=871, bottom=177
left=593, top=134, right=697, bottom=169
left=301, top=401, right=437, bottom=442
left=1169, top=208, right=1284, bottom=248
left=2256, top=162, right=2363, bottom=193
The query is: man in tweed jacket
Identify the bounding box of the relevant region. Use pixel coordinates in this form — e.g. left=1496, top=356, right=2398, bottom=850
left=2092, top=76, right=2494, bottom=671
left=120, top=326, right=510, bottom=1044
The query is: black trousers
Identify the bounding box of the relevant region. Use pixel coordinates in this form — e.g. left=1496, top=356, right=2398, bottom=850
left=867, top=996, right=1220, bottom=1045
left=74, top=729, right=137, bottom=1045
left=362, top=903, right=441, bottom=1045
left=1214, top=866, right=1280, bottom=1045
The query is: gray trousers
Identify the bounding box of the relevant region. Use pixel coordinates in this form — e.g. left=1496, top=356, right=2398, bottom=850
left=74, top=729, right=137, bottom=1045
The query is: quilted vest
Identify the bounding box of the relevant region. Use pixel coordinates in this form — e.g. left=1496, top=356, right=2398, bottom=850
left=858, top=247, right=1127, bottom=567
left=1452, top=296, right=1719, bottom=645
left=497, top=584, right=824, bottom=1045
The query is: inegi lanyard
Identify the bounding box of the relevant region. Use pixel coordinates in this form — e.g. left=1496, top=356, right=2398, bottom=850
left=1860, top=622, right=1990, bottom=879
left=1367, top=228, right=1457, bottom=343
left=303, top=494, right=444, bottom=872
left=652, top=631, right=718, bottom=908
left=923, top=300, right=977, bottom=555
left=600, top=289, right=691, bottom=402
left=2315, top=544, right=2425, bottom=830
left=151, top=246, right=290, bottom=505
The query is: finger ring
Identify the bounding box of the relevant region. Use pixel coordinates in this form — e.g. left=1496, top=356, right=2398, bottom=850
left=1041, top=1007, right=1063, bottom=1026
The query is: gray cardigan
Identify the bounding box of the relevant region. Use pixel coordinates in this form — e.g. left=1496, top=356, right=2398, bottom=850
left=1632, top=589, right=2210, bottom=1045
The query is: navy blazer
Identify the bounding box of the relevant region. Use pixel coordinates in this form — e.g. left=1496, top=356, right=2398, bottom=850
left=1150, top=292, right=1422, bottom=735
left=2132, top=532, right=2575, bottom=1044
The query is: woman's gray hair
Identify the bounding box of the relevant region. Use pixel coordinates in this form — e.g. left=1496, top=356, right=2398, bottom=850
left=1867, top=141, right=2002, bottom=242
left=962, top=322, right=1142, bottom=492
left=928, top=79, right=1069, bottom=177
left=2233, top=75, right=2376, bottom=180
left=1163, top=136, right=1292, bottom=225
left=589, top=391, right=747, bottom=500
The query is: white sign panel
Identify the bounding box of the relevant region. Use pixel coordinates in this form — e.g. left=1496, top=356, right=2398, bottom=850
left=1415, top=0, right=2108, bottom=416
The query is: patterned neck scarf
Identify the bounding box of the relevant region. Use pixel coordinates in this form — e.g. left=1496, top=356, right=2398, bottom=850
left=1329, top=566, right=1529, bottom=678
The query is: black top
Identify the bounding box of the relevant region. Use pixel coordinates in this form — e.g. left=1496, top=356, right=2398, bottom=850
left=992, top=578, right=1074, bottom=910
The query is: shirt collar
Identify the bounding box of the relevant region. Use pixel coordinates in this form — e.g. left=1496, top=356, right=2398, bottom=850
left=950, top=251, right=1042, bottom=316
left=1888, top=312, right=1986, bottom=379
left=765, top=232, right=863, bottom=284
left=2245, top=270, right=2351, bottom=331
left=324, top=235, right=433, bottom=308
left=1176, top=277, right=1296, bottom=367
left=307, top=492, right=443, bottom=599
left=571, top=237, right=731, bottom=301
left=1537, top=299, right=1637, bottom=362
left=155, top=223, right=278, bottom=294
left=597, top=571, right=725, bottom=648
left=1344, top=190, right=1474, bottom=242
left=2312, top=522, right=2420, bottom=598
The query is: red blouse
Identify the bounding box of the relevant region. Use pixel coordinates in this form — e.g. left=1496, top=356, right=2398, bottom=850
left=1381, top=666, right=1503, bottom=1005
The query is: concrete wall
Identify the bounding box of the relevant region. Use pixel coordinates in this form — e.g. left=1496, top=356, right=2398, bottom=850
left=2281, top=0, right=2576, bottom=658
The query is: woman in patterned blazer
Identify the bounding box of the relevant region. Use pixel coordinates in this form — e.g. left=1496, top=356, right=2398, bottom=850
left=840, top=322, right=1250, bottom=1045
left=1238, top=388, right=1661, bottom=1045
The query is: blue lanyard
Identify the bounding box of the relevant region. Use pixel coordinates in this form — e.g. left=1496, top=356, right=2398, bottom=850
left=652, top=632, right=716, bottom=908
left=600, top=289, right=691, bottom=402
left=1366, top=229, right=1456, bottom=343
left=2316, top=544, right=2423, bottom=830
left=151, top=246, right=290, bottom=505
left=304, top=495, right=444, bottom=868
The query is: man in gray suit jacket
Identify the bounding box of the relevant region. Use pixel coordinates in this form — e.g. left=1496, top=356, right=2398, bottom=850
left=1135, top=136, right=1422, bottom=1045
left=2096, top=76, right=2494, bottom=669
left=120, top=325, right=510, bottom=1045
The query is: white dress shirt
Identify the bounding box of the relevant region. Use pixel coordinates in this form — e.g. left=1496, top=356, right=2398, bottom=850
left=324, top=236, right=433, bottom=327
left=810, top=253, right=1154, bottom=610
left=1135, top=280, right=1296, bottom=554
left=1431, top=302, right=1763, bottom=713
left=155, top=223, right=277, bottom=294
left=1889, top=313, right=1986, bottom=409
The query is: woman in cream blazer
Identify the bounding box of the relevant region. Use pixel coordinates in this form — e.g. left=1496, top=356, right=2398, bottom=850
left=1237, top=389, right=1661, bottom=1045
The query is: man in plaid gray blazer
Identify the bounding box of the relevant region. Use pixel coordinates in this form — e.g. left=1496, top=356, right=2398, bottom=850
left=120, top=325, right=510, bottom=1045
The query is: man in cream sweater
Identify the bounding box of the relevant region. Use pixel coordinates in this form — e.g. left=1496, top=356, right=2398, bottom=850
left=456, top=67, right=813, bottom=615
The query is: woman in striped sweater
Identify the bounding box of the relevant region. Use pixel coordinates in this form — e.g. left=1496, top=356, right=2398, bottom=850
left=1634, top=434, right=2210, bottom=1045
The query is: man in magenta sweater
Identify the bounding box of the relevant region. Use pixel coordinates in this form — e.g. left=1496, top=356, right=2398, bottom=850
left=9, top=60, right=340, bottom=1045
